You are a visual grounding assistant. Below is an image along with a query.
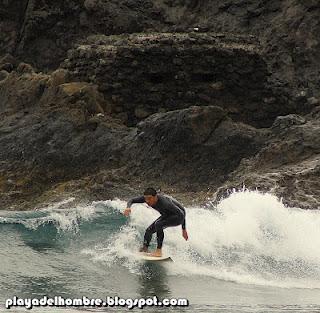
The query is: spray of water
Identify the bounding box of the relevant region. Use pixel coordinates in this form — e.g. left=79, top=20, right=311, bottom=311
left=84, top=190, right=320, bottom=289
left=2, top=191, right=320, bottom=289
left=0, top=198, right=96, bottom=232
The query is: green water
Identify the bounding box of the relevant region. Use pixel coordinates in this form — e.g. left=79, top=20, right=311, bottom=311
left=1, top=192, right=320, bottom=312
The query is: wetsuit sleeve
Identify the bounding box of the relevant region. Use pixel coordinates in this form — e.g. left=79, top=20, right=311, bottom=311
left=171, top=199, right=186, bottom=230
left=181, top=217, right=186, bottom=230
left=127, top=196, right=145, bottom=208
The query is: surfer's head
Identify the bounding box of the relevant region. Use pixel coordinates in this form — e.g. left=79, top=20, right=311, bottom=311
left=143, top=187, right=158, bottom=206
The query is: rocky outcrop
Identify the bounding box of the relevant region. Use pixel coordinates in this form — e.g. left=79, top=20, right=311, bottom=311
left=1, top=0, right=168, bottom=70
left=0, top=1, right=319, bottom=210
left=0, top=68, right=129, bottom=209
left=0, top=65, right=319, bottom=210
left=0, top=0, right=26, bottom=57
left=1, top=0, right=319, bottom=105
left=155, top=1, right=320, bottom=101
left=212, top=111, right=320, bottom=209
left=0, top=65, right=267, bottom=208
left=125, top=105, right=267, bottom=189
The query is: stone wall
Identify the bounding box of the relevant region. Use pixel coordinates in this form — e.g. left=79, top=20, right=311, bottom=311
left=62, top=32, right=277, bottom=127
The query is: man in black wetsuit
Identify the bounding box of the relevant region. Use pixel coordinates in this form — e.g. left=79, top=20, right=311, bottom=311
left=123, top=187, right=188, bottom=257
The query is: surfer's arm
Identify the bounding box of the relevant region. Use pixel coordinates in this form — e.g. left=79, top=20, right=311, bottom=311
left=127, top=196, right=145, bottom=208
left=171, top=199, right=186, bottom=230
left=124, top=196, right=145, bottom=216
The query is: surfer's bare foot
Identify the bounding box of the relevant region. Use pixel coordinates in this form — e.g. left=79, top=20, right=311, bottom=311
left=139, top=245, right=148, bottom=253
left=150, top=248, right=162, bottom=257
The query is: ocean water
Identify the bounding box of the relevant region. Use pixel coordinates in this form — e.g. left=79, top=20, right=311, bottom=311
left=1, top=191, right=320, bottom=312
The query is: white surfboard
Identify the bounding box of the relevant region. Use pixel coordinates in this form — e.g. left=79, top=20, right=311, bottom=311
left=138, top=253, right=173, bottom=262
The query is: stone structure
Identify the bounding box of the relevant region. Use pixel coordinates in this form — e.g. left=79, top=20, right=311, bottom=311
left=62, top=32, right=277, bottom=127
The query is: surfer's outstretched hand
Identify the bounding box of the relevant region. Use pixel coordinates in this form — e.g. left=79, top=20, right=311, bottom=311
left=123, top=208, right=131, bottom=216
left=182, top=229, right=188, bottom=241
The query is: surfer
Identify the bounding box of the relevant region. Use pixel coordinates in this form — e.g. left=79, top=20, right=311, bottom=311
left=123, top=188, right=188, bottom=257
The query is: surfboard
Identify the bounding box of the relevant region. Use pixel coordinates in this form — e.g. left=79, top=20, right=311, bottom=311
left=138, top=253, right=173, bottom=262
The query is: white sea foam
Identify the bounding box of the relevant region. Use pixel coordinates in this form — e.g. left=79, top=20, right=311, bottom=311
left=84, top=191, right=320, bottom=289
left=0, top=198, right=97, bottom=232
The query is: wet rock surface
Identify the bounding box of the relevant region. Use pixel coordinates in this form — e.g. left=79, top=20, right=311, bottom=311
left=0, top=0, right=319, bottom=210
left=126, top=105, right=267, bottom=189
left=213, top=112, right=320, bottom=209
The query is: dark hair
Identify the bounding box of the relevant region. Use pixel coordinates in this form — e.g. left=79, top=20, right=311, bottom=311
left=143, top=187, right=157, bottom=196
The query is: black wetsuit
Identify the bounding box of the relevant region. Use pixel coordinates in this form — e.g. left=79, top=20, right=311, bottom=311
left=127, top=194, right=186, bottom=249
